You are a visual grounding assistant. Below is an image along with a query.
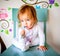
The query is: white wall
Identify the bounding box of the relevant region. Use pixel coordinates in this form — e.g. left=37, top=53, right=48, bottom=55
left=47, top=7, right=60, bottom=45
left=47, top=0, right=60, bottom=53
left=0, top=0, right=60, bottom=54
left=0, top=0, right=24, bottom=8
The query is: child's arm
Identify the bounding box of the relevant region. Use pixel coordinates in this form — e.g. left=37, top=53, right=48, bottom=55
left=19, top=27, right=25, bottom=38
left=38, top=26, right=47, bottom=51
left=20, top=30, right=25, bottom=37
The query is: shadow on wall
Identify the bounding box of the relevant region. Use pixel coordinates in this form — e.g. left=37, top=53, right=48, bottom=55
left=46, top=21, right=60, bottom=54
left=47, top=27, right=60, bottom=54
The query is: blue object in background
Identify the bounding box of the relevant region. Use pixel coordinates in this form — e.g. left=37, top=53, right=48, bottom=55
left=35, top=5, right=40, bottom=9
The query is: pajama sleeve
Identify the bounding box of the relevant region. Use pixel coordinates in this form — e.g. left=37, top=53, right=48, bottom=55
left=16, top=27, right=24, bottom=41
left=38, top=26, right=45, bottom=46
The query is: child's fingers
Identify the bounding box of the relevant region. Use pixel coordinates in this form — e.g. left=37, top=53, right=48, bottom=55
left=37, top=46, right=47, bottom=51
left=41, top=47, right=47, bottom=51
left=20, top=30, right=25, bottom=36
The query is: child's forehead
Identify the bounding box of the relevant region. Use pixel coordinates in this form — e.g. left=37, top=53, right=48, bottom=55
left=20, top=11, right=32, bottom=18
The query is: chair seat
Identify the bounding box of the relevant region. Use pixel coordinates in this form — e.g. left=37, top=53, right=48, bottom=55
left=1, top=44, right=60, bottom=56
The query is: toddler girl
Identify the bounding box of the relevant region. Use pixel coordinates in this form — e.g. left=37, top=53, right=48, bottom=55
left=13, top=4, right=47, bottom=51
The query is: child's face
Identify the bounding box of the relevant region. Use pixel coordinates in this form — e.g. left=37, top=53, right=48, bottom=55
left=19, top=13, right=35, bottom=29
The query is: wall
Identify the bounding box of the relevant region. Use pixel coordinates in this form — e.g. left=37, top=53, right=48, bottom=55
left=47, top=6, right=60, bottom=53
left=0, top=0, right=60, bottom=54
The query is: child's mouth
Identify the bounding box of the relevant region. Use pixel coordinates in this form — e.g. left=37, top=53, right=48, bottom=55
left=24, top=26, right=29, bottom=29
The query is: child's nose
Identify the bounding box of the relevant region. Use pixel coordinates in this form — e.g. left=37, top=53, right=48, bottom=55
left=24, top=21, right=27, bottom=26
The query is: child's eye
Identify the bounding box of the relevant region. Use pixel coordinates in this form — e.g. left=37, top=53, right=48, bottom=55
left=21, top=20, right=24, bottom=22
left=27, top=19, right=30, bottom=21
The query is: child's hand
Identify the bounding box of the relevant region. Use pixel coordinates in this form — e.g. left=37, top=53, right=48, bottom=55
left=37, top=46, right=47, bottom=51
left=20, top=30, right=25, bottom=37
